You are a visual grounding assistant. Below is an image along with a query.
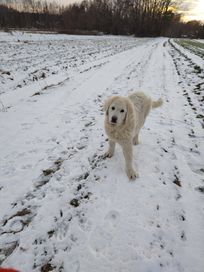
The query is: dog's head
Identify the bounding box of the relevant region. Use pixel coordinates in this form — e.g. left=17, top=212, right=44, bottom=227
left=104, top=96, right=133, bottom=127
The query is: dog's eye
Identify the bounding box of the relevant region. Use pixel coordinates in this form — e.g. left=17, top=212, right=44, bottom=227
left=112, top=107, right=115, bottom=110
left=120, top=109, right=124, bottom=113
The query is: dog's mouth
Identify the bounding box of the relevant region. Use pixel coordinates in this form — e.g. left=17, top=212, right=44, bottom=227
left=109, top=121, right=117, bottom=126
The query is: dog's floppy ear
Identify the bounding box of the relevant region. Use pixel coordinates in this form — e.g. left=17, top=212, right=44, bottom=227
left=124, top=98, right=135, bottom=126
left=103, top=96, right=117, bottom=116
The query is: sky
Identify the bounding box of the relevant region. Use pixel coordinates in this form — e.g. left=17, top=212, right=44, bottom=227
left=59, top=0, right=81, bottom=5
left=178, top=0, right=204, bottom=22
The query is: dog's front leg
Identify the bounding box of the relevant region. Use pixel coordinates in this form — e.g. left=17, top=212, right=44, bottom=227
left=122, top=141, right=139, bottom=180
left=106, top=139, right=116, bottom=158
left=133, top=134, right=139, bottom=145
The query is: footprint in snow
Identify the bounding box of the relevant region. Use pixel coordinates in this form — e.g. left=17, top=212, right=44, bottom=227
left=8, top=219, right=24, bottom=233
left=55, top=219, right=69, bottom=241
left=21, top=122, right=33, bottom=130
left=105, top=210, right=120, bottom=228
left=89, top=226, right=113, bottom=255
left=64, top=260, right=80, bottom=272
left=89, top=211, right=120, bottom=255
left=21, top=164, right=32, bottom=170
left=78, top=216, right=92, bottom=232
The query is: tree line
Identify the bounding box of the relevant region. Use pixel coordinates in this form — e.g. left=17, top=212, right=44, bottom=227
left=0, top=0, right=204, bottom=38
left=0, top=0, right=63, bottom=30
left=63, top=0, right=175, bottom=36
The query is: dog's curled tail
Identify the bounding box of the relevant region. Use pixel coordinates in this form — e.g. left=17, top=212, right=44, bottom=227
left=152, top=98, right=163, bottom=109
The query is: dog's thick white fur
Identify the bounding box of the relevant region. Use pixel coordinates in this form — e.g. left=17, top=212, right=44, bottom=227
left=104, top=91, right=163, bottom=180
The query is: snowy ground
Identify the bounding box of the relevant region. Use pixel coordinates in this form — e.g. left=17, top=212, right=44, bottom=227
left=175, top=39, right=204, bottom=60
left=196, top=39, right=204, bottom=44
left=0, top=32, right=204, bottom=272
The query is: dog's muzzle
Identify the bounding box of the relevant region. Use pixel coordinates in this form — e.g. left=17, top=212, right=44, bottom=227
left=111, top=116, right=117, bottom=124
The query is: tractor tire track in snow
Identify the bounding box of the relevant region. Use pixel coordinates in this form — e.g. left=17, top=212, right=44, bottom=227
left=0, top=35, right=204, bottom=272
left=169, top=39, right=204, bottom=128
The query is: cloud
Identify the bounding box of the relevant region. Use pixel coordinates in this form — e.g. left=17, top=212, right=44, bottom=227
left=174, top=0, right=204, bottom=21
left=176, top=0, right=198, bottom=12
left=58, top=0, right=81, bottom=5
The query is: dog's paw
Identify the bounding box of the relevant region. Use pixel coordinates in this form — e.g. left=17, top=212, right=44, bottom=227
left=133, top=135, right=139, bottom=145
left=126, top=168, right=139, bottom=180
left=133, top=140, right=139, bottom=145
left=105, top=151, right=114, bottom=158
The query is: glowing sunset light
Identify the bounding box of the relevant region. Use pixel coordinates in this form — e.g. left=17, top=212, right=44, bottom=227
left=182, top=0, right=204, bottom=22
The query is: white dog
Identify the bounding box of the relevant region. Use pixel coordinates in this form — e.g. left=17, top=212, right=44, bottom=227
left=104, top=91, right=163, bottom=180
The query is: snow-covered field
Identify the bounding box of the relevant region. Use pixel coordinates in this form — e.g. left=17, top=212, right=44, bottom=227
left=174, top=39, right=204, bottom=61
left=0, top=32, right=204, bottom=272
left=196, top=39, right=204, bottom=44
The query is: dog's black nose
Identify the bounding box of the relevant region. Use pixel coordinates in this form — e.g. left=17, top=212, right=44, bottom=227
left=111, top=116, right=117, bottom=123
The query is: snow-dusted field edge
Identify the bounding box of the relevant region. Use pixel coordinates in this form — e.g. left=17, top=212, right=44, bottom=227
left=0, top=33, right=204, bottom=272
